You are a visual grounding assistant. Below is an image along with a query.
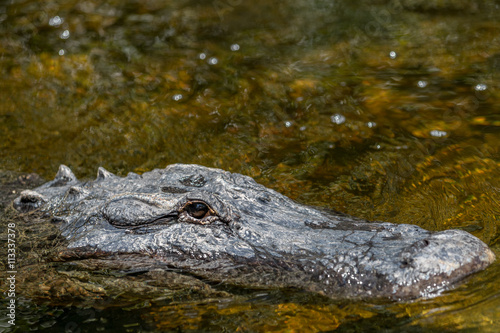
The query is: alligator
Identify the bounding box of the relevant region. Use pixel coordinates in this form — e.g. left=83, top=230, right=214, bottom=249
left=13, top=164, right=495, bottom=299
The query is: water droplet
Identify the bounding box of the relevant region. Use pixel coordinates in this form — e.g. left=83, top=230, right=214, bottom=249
left=417, top=80, right=427, bottom=88
left=58, top=49, right=65, bottom=56
left=330, top=114, right=345, bottom=124
left=430, top=130, right=447, bottom=137
left=208, top=57, right=218, bottom=65
left=389, top=51, right=397, bottom=59
left=49, top=16, right=63, bottom=26
left=60, top=30, right=70, bottom=39
left=367, top=121, right=376, bottom=128
left=475, top=84, right=487, bottom=91
left=285, top=121, right=292, bottom=128
left=230, top=43, right=240, bottom=51
left=173, top=94, right=183, bottom=101
left=199, top=53, right=206, bottom=60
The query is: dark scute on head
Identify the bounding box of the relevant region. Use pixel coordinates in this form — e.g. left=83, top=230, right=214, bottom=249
left=179, top=174, right=206, bottom=187
left=161, top=186, right=189, bottom=194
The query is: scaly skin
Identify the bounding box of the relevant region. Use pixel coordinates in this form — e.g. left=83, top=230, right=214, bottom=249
left=13, top=164, right=495, bottom=299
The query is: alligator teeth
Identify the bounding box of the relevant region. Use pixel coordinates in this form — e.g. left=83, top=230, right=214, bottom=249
left=96, top=167, right=116, bottom=180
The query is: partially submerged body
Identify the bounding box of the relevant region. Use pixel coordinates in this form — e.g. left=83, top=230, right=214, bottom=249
left=13, top=164, right=495, bottom=299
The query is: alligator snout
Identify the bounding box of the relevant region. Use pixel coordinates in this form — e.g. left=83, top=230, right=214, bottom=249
left=401, top=229, right=495, bottom=276
left=387, top=229, right=496, bottom=297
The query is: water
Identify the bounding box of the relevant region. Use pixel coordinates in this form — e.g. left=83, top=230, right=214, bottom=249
left=0, top=0, right=499, bottom=331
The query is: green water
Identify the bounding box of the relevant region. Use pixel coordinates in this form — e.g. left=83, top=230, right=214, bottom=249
left=0, top=0, right=499, bottom=331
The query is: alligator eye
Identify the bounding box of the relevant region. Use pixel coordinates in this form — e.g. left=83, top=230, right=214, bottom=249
left=185, top=202, right=210, bottom=219
left=179, top=200, right=217, bottom=224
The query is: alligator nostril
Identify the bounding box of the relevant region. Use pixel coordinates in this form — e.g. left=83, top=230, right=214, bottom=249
left=400, top=238, right=432, bottom=260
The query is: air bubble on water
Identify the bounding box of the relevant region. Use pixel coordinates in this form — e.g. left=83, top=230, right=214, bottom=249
left=417, top=80, right=427, bottom=88
left=475, top=84, right=487, bottom=91
left=208, top=57, right=218, bottom=65
left=60, top=30, right=70, bottom=39
left=173, top=94, right=183, bottom=101
left=389, top=51, right=397, bottom=59
left=199, top=53, right=206, bottom=60
left=230, top=44, right=240, bottom=51
left=430, top=130, right=447, bottom=137
left=49, top=16, right=63, bottom=26
left=330, top=114, right=345, bottom=124
left=58, top=49, right=65, bottom=56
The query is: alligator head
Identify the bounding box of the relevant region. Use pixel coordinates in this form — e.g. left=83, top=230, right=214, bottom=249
left=13, top=164, right=495, bottom=299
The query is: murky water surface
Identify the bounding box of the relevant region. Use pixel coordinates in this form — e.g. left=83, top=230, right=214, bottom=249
left=1, top=0, right=499, bottom=332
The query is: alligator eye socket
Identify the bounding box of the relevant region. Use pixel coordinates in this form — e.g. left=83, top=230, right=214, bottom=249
left=181, top=200, right=217, bottom=220
left=186, top=202, right=210, bottom=219
left=179, top=200, right=218, bottom=225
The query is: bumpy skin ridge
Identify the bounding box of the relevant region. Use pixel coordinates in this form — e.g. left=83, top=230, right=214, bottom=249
left=13, top=164, right=495, bottom=299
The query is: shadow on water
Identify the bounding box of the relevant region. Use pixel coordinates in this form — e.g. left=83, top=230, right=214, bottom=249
left=0, top=0, right=499, bottom=332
